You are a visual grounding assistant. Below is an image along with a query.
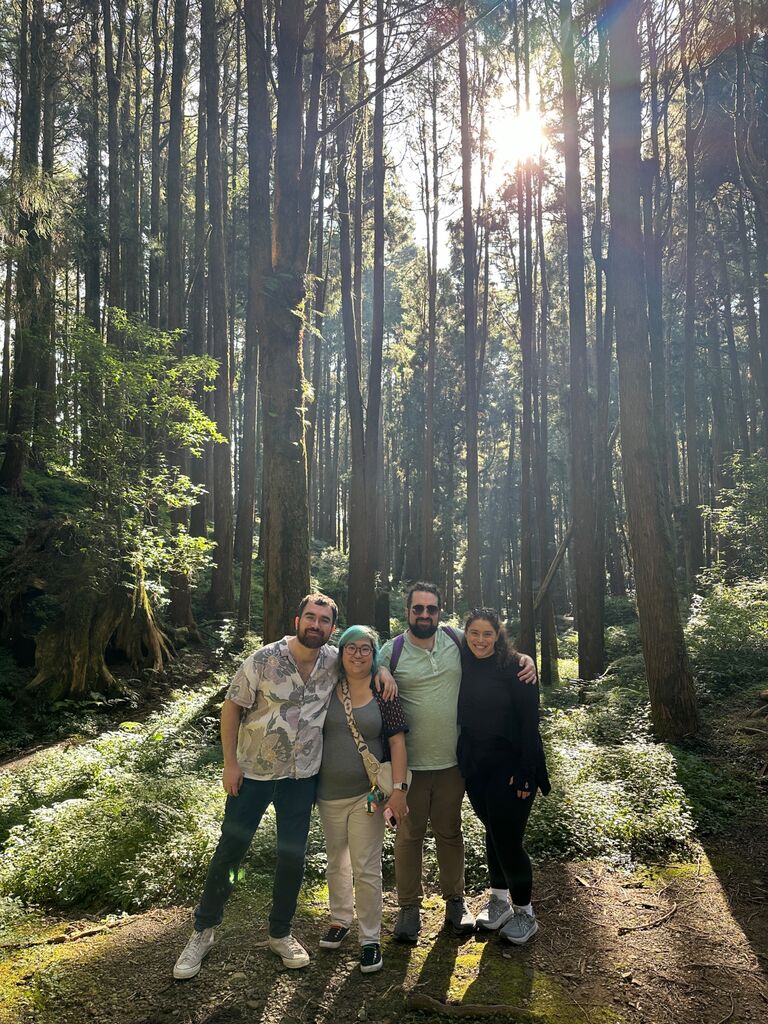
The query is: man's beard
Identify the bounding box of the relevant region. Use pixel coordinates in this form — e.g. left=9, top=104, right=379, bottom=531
left=410, top=619, right=438, bottom=639
left=298, top=625, right=326, bottom=648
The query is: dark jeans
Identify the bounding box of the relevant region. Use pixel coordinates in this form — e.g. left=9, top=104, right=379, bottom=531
left=465, top=757, right=535, bottom=906
left=194, top=775, right=317, bottom=938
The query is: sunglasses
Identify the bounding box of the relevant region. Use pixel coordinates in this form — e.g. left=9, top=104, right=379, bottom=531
left=410, top=604, right=439, bottom=615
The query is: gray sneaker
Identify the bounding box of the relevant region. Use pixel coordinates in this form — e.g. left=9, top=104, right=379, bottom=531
left=393, top=905, right=421, bottom=944
left=476, top=894, right=514, bottom=931
left=500, top=910, right=538, bottom=945
left=445, top=897, right=476, bottom=935
left=173, top=927, right=215, bottom=979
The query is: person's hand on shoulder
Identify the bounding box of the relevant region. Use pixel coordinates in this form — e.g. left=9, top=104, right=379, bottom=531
left=374, top=664, right=399, bottom=701
left=517, top=653, right=538, bottom=685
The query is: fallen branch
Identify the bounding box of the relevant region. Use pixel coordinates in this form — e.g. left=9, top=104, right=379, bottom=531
left=0, top=920, right=127, bottom=951
left=618, top=902, right=678, bottom=935
left=405, top=993, right=536, bottom=1020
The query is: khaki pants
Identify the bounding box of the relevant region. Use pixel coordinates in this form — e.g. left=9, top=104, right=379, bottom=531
left=394, top=766, right=465, bottom=906
left=318, top=793, right=386, bottom=944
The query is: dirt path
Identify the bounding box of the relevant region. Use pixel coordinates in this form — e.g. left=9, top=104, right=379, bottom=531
left=3, top=845, right=766, bottom=1024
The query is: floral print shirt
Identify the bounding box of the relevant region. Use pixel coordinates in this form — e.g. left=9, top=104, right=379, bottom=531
left=225, top=637, right=339, bottom=780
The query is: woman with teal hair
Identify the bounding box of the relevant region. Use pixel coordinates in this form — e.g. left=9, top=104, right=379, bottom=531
left=317, top=624, right=410, bottom=974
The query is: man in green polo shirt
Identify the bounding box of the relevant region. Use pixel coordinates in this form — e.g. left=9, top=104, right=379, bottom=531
left=378, top=582, right=536, bottom=942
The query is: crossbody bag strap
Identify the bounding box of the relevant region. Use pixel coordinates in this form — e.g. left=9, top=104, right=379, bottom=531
left=339, top=678, right=380, bottom=788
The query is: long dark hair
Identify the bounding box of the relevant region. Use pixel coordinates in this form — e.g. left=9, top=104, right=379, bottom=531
left=463, top=607, right=517, bottom=668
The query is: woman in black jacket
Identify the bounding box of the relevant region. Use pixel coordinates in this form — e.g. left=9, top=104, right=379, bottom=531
left=457, top=608, right=550, bottom=945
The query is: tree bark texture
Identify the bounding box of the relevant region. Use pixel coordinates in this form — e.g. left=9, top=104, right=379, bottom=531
left=608, top=0, right=698, bottom=742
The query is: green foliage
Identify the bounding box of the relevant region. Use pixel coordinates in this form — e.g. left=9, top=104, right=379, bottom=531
left=702, top=452, right=768, bottom=574
left=0, top=683, right=227, bottom=909
left=603, top=596, right=639, bottom=627
left=69, top=315, right=221, bottom=588
left=311, top=541, right=349, bottom=618
left=604, top=622, right=642, bottom=661
left=686, top=577, right=768, bottom=689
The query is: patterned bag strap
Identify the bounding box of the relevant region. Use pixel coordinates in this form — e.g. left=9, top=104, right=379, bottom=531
left=339, top=678, right=381, bottom=788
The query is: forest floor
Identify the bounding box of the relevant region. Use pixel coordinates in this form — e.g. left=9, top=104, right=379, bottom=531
left=1, top=839, right=767, bottom=1024
left=2, top=643, right=768, bottom=1024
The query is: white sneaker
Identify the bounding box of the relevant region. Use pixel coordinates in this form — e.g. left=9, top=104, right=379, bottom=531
left=173, top=927, right=215, bottom=979
left=268, top=933, right=310, bottom=969
left=476, top=894, right=514, bottom=931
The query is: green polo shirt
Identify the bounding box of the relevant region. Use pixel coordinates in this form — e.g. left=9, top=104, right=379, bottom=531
left=378, top=627, right=464, bottom=771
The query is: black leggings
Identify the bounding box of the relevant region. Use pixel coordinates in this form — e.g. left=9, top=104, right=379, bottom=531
left=465, top=758, right=535, bottom=906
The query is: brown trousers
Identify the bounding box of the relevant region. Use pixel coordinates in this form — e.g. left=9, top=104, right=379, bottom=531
left=394, top=765, right=466, bottom=906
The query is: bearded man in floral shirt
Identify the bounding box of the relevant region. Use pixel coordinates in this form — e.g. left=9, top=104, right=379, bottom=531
left=173, top=593, right=396, bottom=978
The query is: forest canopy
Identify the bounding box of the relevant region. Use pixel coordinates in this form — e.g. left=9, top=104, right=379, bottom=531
left=0, top=0, right=767, bottom=747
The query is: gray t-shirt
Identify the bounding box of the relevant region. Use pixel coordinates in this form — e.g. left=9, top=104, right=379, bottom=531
left=318, top=690, right=384, bottom=801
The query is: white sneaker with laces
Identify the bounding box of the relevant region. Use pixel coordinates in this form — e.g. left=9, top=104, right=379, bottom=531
left=173, top=927, right=215, bottom=979
left=268, top=933, right=310, bottom=969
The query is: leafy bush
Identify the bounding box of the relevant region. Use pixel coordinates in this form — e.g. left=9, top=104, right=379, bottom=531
left=604, top=622, right=642, bottom=661
left=686, top=577, right=768, bottom=689
left=702, top=451, right=768, bottom=574
left=604, top=596, right=638, bottom=627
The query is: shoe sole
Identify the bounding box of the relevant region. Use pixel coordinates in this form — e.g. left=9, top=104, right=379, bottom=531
left=280, top=958, right=310, bottom=968
left=173, top=963, right=202, bottom=980
left=477, top=909, right=515, bottom=931
left=319, top=937, right=347, bottom=949
left=393, top=931, right=419, bottom=945
left=360, top=959, right=384, bottom=974
left=501, top=920, right=539, bottom=945
left=445, top=919, right=476, bottom=936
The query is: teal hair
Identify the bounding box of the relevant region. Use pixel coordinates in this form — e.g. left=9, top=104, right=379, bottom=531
left=337, top=624, right=380, bottom=678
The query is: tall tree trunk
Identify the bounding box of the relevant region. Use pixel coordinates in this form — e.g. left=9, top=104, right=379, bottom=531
left=32, top=16, right=56, bottom=459
left=101, top=0, right=125, bottom=335
left=644, top=5, right=670, bottom=504
left=420, top=60, right=440, bottom=582
left=148, top=0, right=162, bottom=326
left=201, top=0, right=234, bottom=614
left=0, top=0, right=44, bottom=492
left=122, top=3, right=141, bottom=315
left=164, top=0, right=196, bottom=630
left=238, top=0, right=273, bottom=623
left=680, top=0, right=703, bottom=587
left=560, top=0, right=603, bottom=677
left=608, top=0, right=698, bottom=742
left=84, top=0, right=101, bottom=332
left=189, top=74, right=208, bottom=540
left=458, top=11, right=481, bottom=607
left=259, top=0, right=325, bottom=640
left=534, top=169, right=559, bottom=686
left=712, top=201, right=750, bottom=455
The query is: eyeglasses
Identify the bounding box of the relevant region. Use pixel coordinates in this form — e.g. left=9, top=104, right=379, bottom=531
left=344, top=643, right=373, bottom=657
left=410, top=604, right=439, bottom=615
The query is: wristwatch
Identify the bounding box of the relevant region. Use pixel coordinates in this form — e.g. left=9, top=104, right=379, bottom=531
left=392, top=782, right=409, bottom=792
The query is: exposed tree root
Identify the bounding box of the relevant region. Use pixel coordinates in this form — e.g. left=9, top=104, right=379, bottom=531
left=0, top=517, right=172, bottom=700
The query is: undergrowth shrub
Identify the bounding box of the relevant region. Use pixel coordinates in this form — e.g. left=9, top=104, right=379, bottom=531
left=0, top=663, right=729, bottom=913
left=686, top=577, right=768, bottom=689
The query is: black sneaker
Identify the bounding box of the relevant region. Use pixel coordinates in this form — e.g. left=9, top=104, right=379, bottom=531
left=319, top=925, right=350, bottom=949
left=393, top=905, right=421, bottom=944
left=360, top=942, right=383, bottom=974
left=444, top=897, right=476, bottom=936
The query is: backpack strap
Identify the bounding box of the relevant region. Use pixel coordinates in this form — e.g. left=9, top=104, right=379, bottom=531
left=389, top=625, right=460, bottom=673
left=389, top=633, right=406, bottom=673
left=441, top=625, right=462, bottom=651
